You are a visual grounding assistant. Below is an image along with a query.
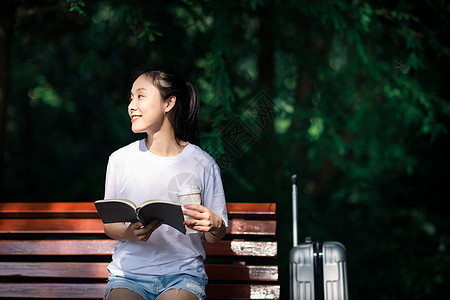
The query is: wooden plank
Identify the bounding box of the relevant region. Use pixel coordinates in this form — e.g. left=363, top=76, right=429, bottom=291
left=0, top=202, right=276, bottom=219
left=0, top=262, right=278, bottom=281
left=0, top=219, right=105, bottom=234
left=206, top=240, right=278, bottom=257
left=0, top=283, right=280, bottom=299
left=207, top=264, right=278, bottom=281
left=227, top=202, right=276, bottom=219
left=0, top=219, right=276, bottom=236
left=208, top=284, right=280, bottom=299
left=0, top=240, right=277, bottom=257
left=0, top=262, right=109, bottom=279
left=0, top=239, right=116, bottom=256
left=0, top=283, right=106, bottom=299
left=229, top=219, right=276, bottom=236
left=0, top=203, right=99, bottom=219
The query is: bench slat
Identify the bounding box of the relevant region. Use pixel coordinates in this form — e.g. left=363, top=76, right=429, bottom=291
left=0, top=283, right=106, bottom=299
left=0, top=203, right=99, bottom=219
left=0, top=219, right=104, bottom=234
left=226, top=203, right=276, bottom=219
left=0, top=239, right=115, bottom=256
left=207, top=264, right=279, bottom=281
left=0, top=240, right=277, bottom=257
left=0, top=262, right=278, bottom=281
left=0, top=219, right=276, bottom=236
left=206, top=240, right=278, bottom=257
left=0, top=262, right=108, bottom=279
left=208, top=284, right=280, bottom=299
left=0, top=202, right=276, bottom=219
left=0, top=283, right=280, bottom=299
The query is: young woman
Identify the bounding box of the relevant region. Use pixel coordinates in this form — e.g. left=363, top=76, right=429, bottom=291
left=103, top=66, right=227, bottom=300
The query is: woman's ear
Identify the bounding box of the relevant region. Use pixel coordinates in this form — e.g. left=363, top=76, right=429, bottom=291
left=165, top=96, right=176, bottom=113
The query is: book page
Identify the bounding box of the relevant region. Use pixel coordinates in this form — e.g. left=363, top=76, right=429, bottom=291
left=139, top=199, right=177, bottom=207
left=95, top=199, right=137, bottom=208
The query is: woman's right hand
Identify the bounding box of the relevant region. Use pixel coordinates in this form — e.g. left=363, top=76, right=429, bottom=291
left=104, top=219, right=163, bottom=242
left=125, top=219, right=164, bottom=242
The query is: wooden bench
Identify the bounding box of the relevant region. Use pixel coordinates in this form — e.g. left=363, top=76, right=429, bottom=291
left=0, top=202, right=279, bottom=299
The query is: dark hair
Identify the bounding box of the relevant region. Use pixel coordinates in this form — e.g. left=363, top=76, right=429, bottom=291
left=131, top=66, right=200, bottom=147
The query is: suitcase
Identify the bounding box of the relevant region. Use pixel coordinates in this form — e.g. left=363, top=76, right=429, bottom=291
left=289, top=174, right=349, bottom=300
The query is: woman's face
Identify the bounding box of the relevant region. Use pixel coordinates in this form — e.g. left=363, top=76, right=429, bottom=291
left=128, top=75, right=167, bottom=134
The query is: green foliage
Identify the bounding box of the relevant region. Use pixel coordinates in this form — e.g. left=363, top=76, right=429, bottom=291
left=66, top=0, right=86, bottom=16
left=2, top=0, right=449, bottom=298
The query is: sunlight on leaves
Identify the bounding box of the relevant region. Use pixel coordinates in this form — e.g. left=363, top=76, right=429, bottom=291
left=307, top=117, right=325, bottom=141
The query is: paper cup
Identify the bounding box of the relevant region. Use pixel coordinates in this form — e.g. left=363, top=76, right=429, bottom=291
left=177, top=186, right=202, bottom=234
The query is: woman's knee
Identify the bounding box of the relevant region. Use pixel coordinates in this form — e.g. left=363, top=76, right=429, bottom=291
left=105, top=288, right=146, bottom=300
left=157, top=288, right=199, bottom=300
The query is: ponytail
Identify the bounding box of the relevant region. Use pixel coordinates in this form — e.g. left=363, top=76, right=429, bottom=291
left=131, top=66, right=201, bottom=147
left=184, top=82, right=200, bottom=146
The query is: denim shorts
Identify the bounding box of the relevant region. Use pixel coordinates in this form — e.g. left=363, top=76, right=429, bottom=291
left=104, top=273, right=207, bottom=300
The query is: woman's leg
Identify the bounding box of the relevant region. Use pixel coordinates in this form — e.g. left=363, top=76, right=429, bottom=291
left=105, top=288, right=146, bottom=300
left=156, top=288, right=198, bottom=300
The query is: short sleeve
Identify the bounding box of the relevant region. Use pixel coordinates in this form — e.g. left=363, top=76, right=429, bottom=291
left=202, top=162, right=228, bottom=226
left=104, top=157, right=119, bottom=200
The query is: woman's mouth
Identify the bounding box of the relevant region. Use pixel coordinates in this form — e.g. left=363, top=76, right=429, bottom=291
left=131, top=115, right=142, bottom=123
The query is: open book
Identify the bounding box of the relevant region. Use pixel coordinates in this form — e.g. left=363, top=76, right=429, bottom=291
left=94, top=199, right=186, bottom=234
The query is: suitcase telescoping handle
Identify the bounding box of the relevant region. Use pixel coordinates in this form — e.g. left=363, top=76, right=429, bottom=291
left=291, top=174, right=298, bottom=247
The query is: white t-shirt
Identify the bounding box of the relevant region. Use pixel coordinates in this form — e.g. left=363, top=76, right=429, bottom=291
left=104, top=139, right=228, bottom=279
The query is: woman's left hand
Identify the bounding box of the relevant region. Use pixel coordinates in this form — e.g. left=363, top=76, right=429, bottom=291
left=183, top=204, right=223, bottom=234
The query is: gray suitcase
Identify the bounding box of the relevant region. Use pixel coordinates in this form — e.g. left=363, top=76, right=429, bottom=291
left=289, top=174, right=349, bottom=300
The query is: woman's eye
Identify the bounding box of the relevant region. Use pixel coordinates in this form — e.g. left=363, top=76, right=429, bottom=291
left=138, top=95, right=143, bottom=99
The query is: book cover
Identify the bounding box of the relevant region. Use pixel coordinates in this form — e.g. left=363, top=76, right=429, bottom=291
left=94, top=199, right=186, bottom=234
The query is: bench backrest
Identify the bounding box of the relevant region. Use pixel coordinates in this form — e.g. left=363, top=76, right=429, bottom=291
left=0, top=202, right=279, bottom=299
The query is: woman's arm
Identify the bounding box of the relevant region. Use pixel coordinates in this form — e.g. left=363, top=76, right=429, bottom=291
left=183, top=204, right=227, bottom=243
left=204, top=218, right=226, bottom=243
left=104, top=219, right=164, bottom=242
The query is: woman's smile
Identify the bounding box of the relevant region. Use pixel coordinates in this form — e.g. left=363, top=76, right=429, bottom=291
left=130, top=114, right=142, bottom=123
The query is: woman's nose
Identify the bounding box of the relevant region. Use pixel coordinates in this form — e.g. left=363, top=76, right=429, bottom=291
left=128, top=100, right=137, bottom=111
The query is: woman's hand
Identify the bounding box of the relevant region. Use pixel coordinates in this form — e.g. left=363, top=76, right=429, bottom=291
left=104, top=219, right=163, bottom=242
left=125, top=219, right=164, bottom=242
left=183, top=204, right=226, bottom=243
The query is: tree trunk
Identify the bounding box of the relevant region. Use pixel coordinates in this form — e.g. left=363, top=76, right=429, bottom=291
left=0, top=1, right=17, bottom=183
